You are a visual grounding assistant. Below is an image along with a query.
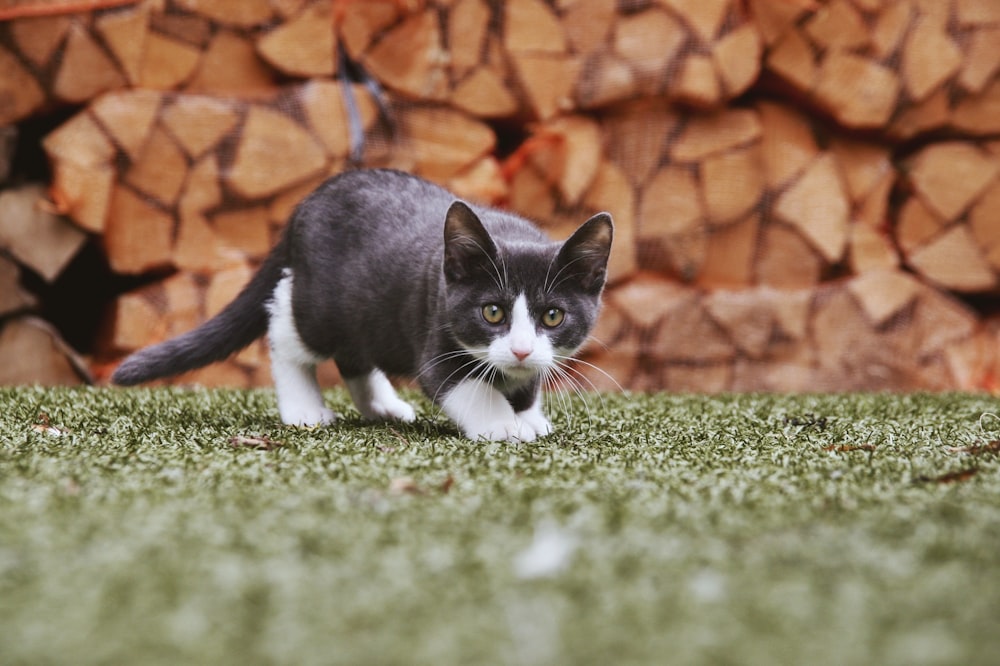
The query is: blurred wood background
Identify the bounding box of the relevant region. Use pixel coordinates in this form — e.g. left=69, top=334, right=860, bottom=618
left=1, top=0, right=999, bottom=391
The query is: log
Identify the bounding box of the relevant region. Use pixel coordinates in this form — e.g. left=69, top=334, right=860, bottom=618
left=848, top=223, right=899, bottom=274
left=447, top=156, right=508, bottom=206
left=150, top=11, right=212, bottom=48
left=969, top=184, right=1000, bottom=271
left=362, top=9, right=449, bottom=101
left=42, top=112, right=116, bottom=233
left=90, top=90, right=163, bottom=161
left=186, top=29, right=278, bottom=94
left=9, top=14, right=72, bottom=69
left=662, top=0, right=731, bottom=44
left=395, top=106, right=495, bottom=181
left=0, top=317, right=91, bottom=385
left=510, top=52, right=581, bottom=120
left=713, top=24, right=762, bottom=97
left=161, top=94, right=240, bottom=160
left=757, top=100, right=819, bottom=189
left=211, top=206, right=272, bottom=260
left=256, top=0, right=335, bottom=78
left=755, top=223, right=823, bottom=288
left=0, top=126, right=15, bottom=185
left=103, top=186, right=175, bottom=275
left=225, top=105, right=329, bottom=199
left=906, top=225, right=996, bottom=293
left=0, top=44, right=46, bottom=126
left=846, top=268, right=922, bottom=327
left=896, top=141, right=1000, bottom=292
left=174, top=212, right=230, bottom=273
left=124, top=126, right=189, bottom=207
left=173, top=0, right=273, bottom=28
left=0, top=255, right=37, bottom=316
left=449, top=0, right=491, bottom=80
left=338, top=0, right=400, bottom=60
left=0, top=184, right=87, bottom=283
left=773, top=153, right=849, bottom=263
left=300, top=80, right=379, bottom=159
left=758, top=0, right=1000, bottom=139
left=697, top=214, right=760, bottom=289
left=901, top=14, right=962, bottom=102
left=138, top=33, right=202, bottom=90
left=703, top=289, right=776, bottom=359
left=670, top=109, right=762, bottom=162
left=813, top=51, right=900, bottom=129
left=612, top=7, right=684, bottom=82
left=907, top=142, right=998, bottom=221
left=675, top=54, right=722, bottom=108
left=450, top=67, right=520, bottom=118
left=94, top=3, right=149, bottom=85
left=504, top=0, right=567, bottom=54
left=52, top=23, right=125, bottom=103
left=700, top=145, right=763, bottom=225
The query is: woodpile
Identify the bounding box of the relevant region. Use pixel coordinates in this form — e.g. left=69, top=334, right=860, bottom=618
left=1, top=0, right=999, bottom=392
left=758, top=0, right=1000, bottom=139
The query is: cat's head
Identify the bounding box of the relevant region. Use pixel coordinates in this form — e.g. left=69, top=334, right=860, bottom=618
left=442, top=201, right=613, bottom=383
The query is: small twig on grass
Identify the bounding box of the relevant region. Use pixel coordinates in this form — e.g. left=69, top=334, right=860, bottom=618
left=824, top=443, right=877, bottom=452
left=915, top=468, right=979, bottom=485
left=228, top=435, right=284, bottom=451
left=945, top=440, right=1000, bottom=456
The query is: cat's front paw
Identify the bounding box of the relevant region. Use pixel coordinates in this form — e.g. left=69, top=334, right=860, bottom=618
left=281, top=405, right=337, bottom=427
left=517, top=407, right=552, bottom=438
left=466, top=418, right=538, bottom=443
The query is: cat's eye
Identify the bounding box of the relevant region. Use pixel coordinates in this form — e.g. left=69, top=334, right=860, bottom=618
left=541, top=307, right=565, bottom=328
left=482, top=304, right=505, bottom=324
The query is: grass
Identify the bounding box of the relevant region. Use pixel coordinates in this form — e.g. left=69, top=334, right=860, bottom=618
left=1, top=386, right=1000, bottom=665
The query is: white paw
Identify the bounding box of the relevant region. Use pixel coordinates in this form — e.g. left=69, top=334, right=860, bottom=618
left=466, top=417, right=538, bottom=443
left=517, top=409, right=552, bottom=438
left=369, top=397, right=417, bottom=423
left=281, top=405, right=336, bottom=427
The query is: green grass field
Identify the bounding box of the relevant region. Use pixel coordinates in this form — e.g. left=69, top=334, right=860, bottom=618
left=2, top=386, right=999, bottom=665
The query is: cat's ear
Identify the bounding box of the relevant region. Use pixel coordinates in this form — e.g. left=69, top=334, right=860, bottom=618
left=443, top=201, right=498, bottom=282
left=554, top=212, right=613, bottom=294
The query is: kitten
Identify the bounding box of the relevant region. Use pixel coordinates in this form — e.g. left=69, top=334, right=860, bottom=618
left=112, top=169, right=613, bottom=442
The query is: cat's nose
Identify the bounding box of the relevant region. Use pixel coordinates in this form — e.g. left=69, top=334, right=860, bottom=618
left=512, top=349, right=531, bottom=362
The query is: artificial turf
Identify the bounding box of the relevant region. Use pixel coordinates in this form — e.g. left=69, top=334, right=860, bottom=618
left=1, top=386, right=999, bottom=665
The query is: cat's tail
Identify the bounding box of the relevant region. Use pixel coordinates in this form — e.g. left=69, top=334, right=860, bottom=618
left=110, top=237, right=288, bottom=386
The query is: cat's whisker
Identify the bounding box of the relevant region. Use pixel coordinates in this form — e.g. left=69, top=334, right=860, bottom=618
left=544, top=363, right=596, bottom=429
left=583, top=334, right=612, bottom=353
left=414, top=349, right=481, bottom=382
left=428, top=355, right=491, bottom=408
left=552, top=354, right=624, bottom=394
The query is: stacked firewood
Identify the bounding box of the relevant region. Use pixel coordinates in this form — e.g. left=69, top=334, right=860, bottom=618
left=1, top=0, right=998, bottom=391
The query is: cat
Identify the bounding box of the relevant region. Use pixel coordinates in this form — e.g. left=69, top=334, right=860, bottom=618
left=112, top=169, right=613, bottom=442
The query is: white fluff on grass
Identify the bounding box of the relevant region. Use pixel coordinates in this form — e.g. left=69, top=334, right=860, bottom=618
left=513, top=522, right=578, bottom=579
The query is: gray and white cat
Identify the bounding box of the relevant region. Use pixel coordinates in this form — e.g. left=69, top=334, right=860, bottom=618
left=112, top=169, right=613, bottom=442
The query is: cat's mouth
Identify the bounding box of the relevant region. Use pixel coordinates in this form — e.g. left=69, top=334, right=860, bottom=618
left=497, top=362, right=541, bottom=381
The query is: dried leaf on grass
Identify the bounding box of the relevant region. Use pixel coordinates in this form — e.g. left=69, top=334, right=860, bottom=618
left=31, top=413, right=71, bottom=437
